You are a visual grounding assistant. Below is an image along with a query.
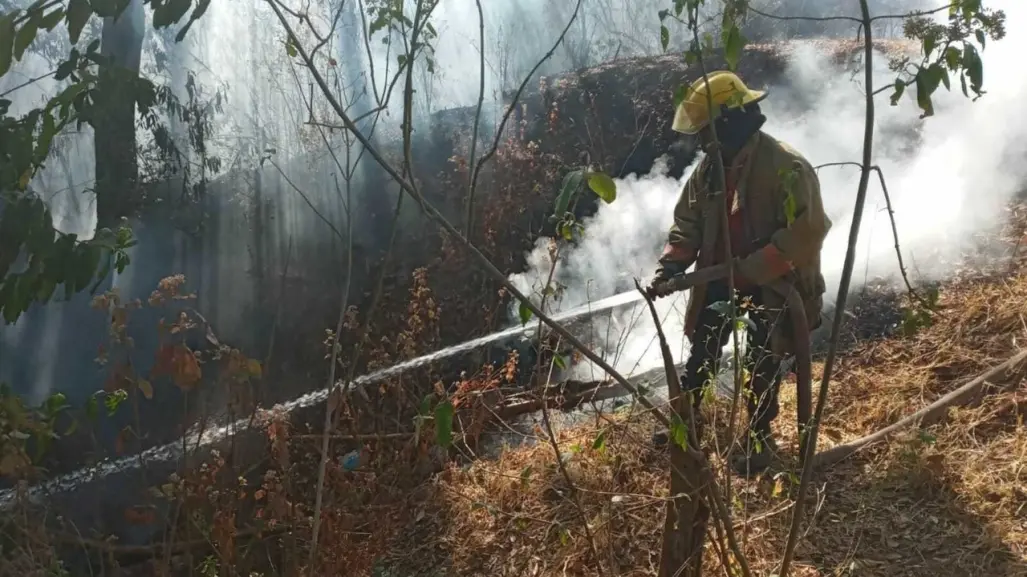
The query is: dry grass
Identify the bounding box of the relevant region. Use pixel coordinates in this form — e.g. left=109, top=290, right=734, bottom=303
left=345, top=208, right=1027, bottom=577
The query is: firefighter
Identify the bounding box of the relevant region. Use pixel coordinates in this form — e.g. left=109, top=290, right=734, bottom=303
left=649, top=70, right=831, bottom=474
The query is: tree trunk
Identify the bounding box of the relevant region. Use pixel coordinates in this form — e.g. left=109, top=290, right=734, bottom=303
left=659, top=395, right=710, bottom=577
left=93, top=0, right=145, bottom=230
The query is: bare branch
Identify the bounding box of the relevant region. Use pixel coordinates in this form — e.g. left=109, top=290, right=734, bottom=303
left=465, top=0, right=585, bottom=238
left=779, top=1, right=877, bottom=574
left=815, top=161, right=931, bottom=309
left=463, top=0, right=487, bottom=234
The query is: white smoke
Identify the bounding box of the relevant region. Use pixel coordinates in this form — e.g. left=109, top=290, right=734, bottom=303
left=509, top=0, right=1026, bottom=379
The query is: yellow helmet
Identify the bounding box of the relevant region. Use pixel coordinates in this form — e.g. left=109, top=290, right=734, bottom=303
left=672, top=70, right=767, bottom=135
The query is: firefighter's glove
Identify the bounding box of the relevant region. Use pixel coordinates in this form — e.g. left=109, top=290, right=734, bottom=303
left=648, top=260, right=689, bottom=298
left=654, top=260, right=689, bottom=283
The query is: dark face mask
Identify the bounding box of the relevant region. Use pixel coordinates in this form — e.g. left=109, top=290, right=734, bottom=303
left=707, top=103, right=766, bottom=161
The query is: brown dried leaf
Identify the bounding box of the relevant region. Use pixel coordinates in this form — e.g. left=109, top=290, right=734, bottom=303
left=171, top=345, right=202, bottom=390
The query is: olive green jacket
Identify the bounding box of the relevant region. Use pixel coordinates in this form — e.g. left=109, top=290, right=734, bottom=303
left=663, top=131, right=832, bottom=354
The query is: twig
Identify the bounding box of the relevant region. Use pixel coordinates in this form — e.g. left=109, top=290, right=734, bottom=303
left=779, top=2, right=877, bottom=575
left=533, top=248, right=604, bottom=572
left=264, top=235, right=293, bottom=371
left=814, top=161, right=930, bottom=309
left=0, top=69, right=56, bottom=98
left=686, top=11, right=747, bottom=500
left=307, top=171, right=354, bottom=571
left=814, top=348, right=1027, bottom=468
left=267, top=158, right=345, bottom=241
left=748, top=2, right=951, bottom=24
left=463, top=0, right=487, bottom=235
left=466, top=0, right=585, bottom=238
left=294, top=431, right=413, bottom=441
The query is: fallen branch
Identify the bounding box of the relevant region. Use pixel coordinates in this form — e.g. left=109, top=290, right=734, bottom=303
left=812, top=348, right=1027, bottom=469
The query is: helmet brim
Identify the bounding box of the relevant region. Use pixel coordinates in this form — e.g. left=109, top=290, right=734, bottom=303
left=672, top=89, right=769, bottom=135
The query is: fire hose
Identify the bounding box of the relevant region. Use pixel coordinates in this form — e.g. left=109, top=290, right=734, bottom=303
left=646, top=262, right=814, bottom=460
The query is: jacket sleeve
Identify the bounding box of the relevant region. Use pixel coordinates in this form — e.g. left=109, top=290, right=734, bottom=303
left=737, top=159, right=830, bottom=285
left=659, top=164, right=706, bottom=267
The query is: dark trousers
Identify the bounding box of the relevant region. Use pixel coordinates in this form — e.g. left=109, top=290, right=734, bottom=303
left=683, top=281, right=784, bottom=433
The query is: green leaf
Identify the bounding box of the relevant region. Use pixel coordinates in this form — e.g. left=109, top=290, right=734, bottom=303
left=434, top=400, right=454, bottom=448
left=75, top=244, right=102, bottom=291
left=673, top=84, right=689, bottom=110
left=707, top=300, right=733, bottom=316
left=85, top=394, right=98, bottom=421
left=104, top=388, right=128, bottom=416
left=285, top=36, right=298, bottom=57
left=40, top=8, right=65, bottom=31
left=962, top=44, right=983, bottom=93
left=669, top=414, right=688, bottom=450
left=591, top=430, right=607, bottom=453
left=13, top=15, right=38, bottom=61
left=0, top=13, right=14, bottom=79
left=736, top=316, right=757, bottom=333
left=156, top=0, right=191, bottom=24
left=657, top=9, right=669, bottom=21
left=518, top=299, right=533, bottom=326
left=887, top=78, right=903, bottom=105
left=915, top=69, right=935, bottom=117
left=778, top=166, right=799, bottom=225
left=922, top=33, right=936, bottom=58
left=586, top=171, right=616, bottom=203
left=723, top=24, right=744, bottom=71
left=553, top=169, right=583, bottom=218
left=943, top=46, right=961, bottom=70
left=36, top=109, right=57, bottom=162
left=660, top=25, right=669, bottom=52
left=66, top=0, right=91, bottom=45
left=553, top=354, right=567, bottom=370
left=783, top=191, right=797, bottom=226
left=975, top=29, right=986, bottom=49
left=557, top=220, right=573, bottom=241
left=36, top=275, right=56, bottom=302
left=45, top=392, right=68, bottom=414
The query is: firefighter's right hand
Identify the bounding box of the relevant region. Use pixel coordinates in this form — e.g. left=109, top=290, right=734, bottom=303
left=648, top=260, right=688, bottom=298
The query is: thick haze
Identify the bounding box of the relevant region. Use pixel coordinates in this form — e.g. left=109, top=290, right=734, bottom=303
left=0, top=0, right=1008, bottom=403
left=510, top=0, right=1025, bottom=378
